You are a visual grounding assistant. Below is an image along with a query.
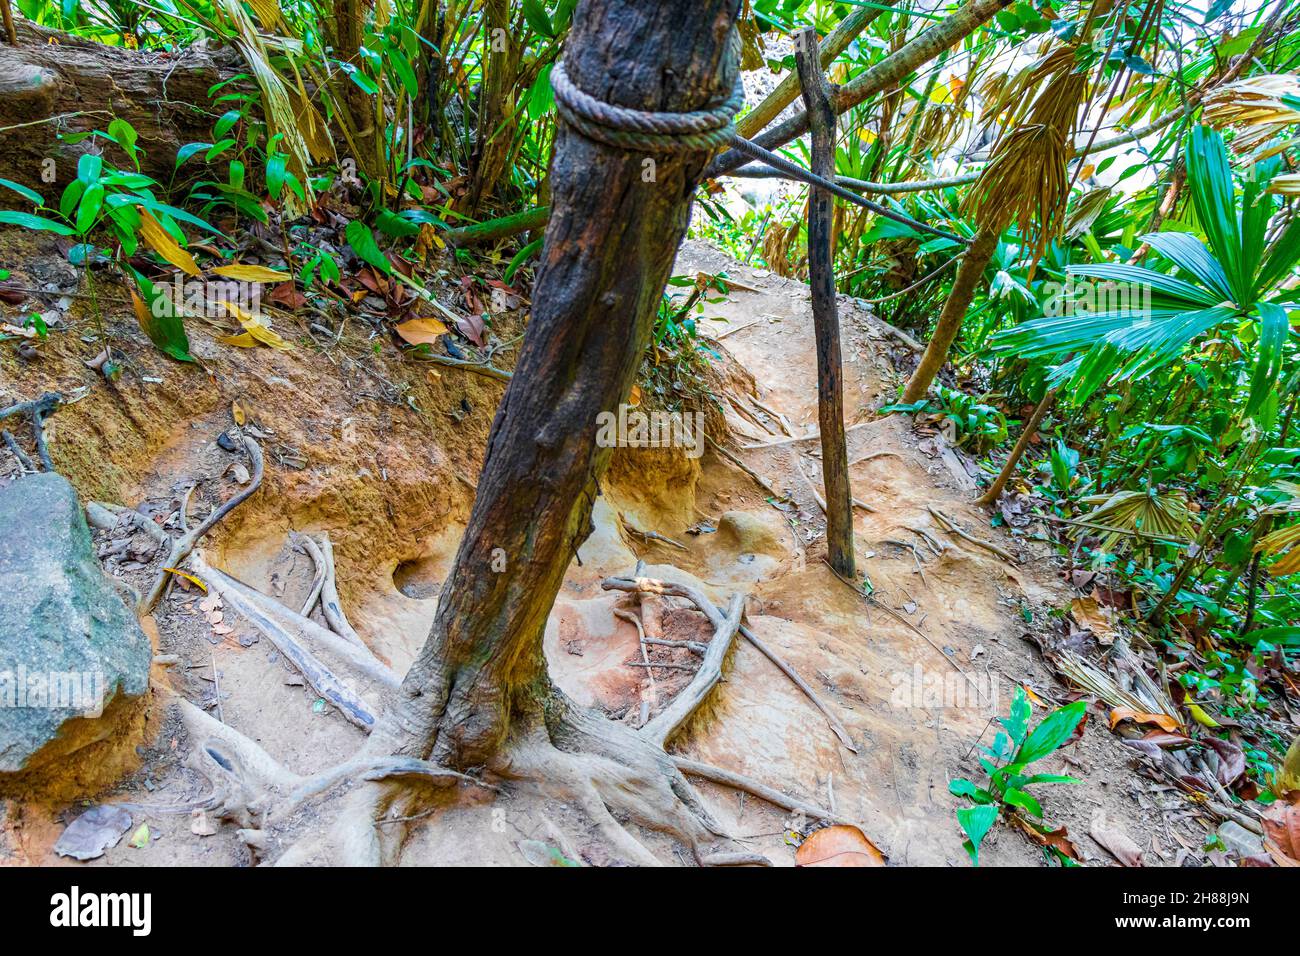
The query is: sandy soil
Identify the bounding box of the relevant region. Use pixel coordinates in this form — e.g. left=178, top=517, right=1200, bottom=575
left=0, top=231, right=1206, bottom=867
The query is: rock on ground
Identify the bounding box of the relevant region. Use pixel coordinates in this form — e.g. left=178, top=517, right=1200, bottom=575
left=0, top=473, right=151, bottom=787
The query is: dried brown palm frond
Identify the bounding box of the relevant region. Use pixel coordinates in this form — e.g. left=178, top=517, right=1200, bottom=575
left=1075, top=488, right=1196, bottom=555
left=1063, top=186, right=1112, bottom=238
left=761, top=216, right=804, bottom=279
left=964, top=47, right=1088, bottom=257
left=212, top=0, right=325, bottom=215
left=1204, top=74, right=1300, bottom=154
left=1256, top=481, right=1300, bottom=576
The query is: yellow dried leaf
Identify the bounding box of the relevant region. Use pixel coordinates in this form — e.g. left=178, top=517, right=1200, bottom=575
left=138, top=207, right=200, bottom=276
left=217, top=300, right=293, bottom=350
left=1188, top=704, right=1221, bottom=729
left=232, top=400, right=246, bottom=426
left=395, top=317, right=449, bottom=346
left=217, top=332, right=259, bottom=348
left=163, top=568, right=207, bottom=591
left=211, top=264, right=292, bottom=283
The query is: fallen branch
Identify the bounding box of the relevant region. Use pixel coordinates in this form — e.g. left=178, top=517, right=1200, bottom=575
left=142, top=434, right=265, bottom=612
left=672, top=756, right=856, bottom=826
left=928, top=506, right=1015, bottom=563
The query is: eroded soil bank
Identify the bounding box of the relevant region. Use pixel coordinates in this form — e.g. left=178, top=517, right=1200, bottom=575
left=0, top=234, right=1204, bottom=866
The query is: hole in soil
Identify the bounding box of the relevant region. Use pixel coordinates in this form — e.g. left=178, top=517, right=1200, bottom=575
left=393, top=556, right=442, bottom=599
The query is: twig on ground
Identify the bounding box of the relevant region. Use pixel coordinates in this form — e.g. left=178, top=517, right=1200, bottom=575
left=141, top=434, right=265, bottom=612
left=928, top=506, right=1015, bottom=563
left=792, top=453, right=874, bottom=514
left=619, top=514, right=689, bottom=552
left=672, top=756, right=856, bottom=826
left=416, top=352, right=512, bottom=382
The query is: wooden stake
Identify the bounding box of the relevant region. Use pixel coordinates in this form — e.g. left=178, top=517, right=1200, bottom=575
left=796, top=28, right=854, bottom=579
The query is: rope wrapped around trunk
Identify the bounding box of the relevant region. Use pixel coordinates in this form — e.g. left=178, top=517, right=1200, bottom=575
left=550, top=29, right=743, bottom=153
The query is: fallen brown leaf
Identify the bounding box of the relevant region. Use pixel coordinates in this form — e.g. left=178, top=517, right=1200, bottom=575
left=794, top=824, right=886, bottom=867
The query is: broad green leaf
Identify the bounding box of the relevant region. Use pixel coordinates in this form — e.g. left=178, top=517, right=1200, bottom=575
left=345, top=220, right=392, bottom=275
left=957, top=804, right=999, bottom=865
left=0, top=210, right=75, bottom=235
left=1016, top=700, right=1086, bottom=765
left=0, top=178, right=44, bottom=206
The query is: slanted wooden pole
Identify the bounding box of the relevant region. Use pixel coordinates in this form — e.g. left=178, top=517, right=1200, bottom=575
left=977, top=388, right=1056, bottom=506
left=796, top=28, right=854, bottom=580
left=1, top=0, right=17, bottom=46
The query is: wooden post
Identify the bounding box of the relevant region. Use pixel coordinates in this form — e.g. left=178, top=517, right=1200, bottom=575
left=796, top=28, right=854, bottom=580
left=977, top=388, right=1055, bottom=506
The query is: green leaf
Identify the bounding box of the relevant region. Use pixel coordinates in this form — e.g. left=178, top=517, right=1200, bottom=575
left=75, top=182, right=104, bottom=234
left=107, top=118, right=140, bottom=170
left=1003, top=787, right=1043, bottom=818
left=0, top=178, right=44, bottom=206
left=345, top=220, right=392, bottom=275
left=1248, top=302, right=1287, bottom=417
left=521, top=0, right=553, bottom=36
left=1186, top=125, right=1247, bottom=302
left=1140, top=232, right=1233, bottom=301
left=0, top=210, right=75, bottom=235
left=957, top=805, right=999, bottom=865
left=131, top=270, right=194, bottom=362
left=76, top=152, right=102, bottom=186
left=1016, top=700, right=1086, bottom=765
left=527, top=63, right=556, bottom=119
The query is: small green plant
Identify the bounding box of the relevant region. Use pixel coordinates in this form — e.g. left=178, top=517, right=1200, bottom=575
left=949, top=688, right=1087, bottom=865
left=882, top=383, right=1008, bottom=451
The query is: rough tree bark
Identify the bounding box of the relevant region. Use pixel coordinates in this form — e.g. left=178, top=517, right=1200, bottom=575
left=0, top=23, right=244, bottom=190
left=796, top=29, right=854, bottom=579
left=368, top=0, right=741, bottom=771
left=901, top=224, right=998, bottom=403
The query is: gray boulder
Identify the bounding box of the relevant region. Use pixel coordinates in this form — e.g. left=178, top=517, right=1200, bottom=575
left=0, top=473, right=151, bottom=778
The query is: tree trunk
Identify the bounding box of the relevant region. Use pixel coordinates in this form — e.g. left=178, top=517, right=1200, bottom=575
left=464, top=0, right=520, bottom=213
left=901, top=224, right=998, bottom=403
left=0, top=23, right=244, bottom=191
left=977, top=388, right=1056, bottom=506
left=797, top=29, right=854, bottom=579
left=372, top=0, right=740, bottom=771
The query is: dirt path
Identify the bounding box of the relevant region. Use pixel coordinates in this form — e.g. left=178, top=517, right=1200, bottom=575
left=0, top=233, right=1202, bottom=867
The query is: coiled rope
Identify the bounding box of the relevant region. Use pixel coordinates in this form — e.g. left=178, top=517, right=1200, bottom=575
left=550, top=31, right=743, bottom=153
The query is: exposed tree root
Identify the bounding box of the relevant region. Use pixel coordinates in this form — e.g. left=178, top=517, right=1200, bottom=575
left=124, top=475, right=855, bottom=866
left=602, top=574, right=856, bottom=752
left=138, top=433, right=266, bottom=612
left=186, top=552, right=398, bottom=731
left=293, top=532, right=369, bottom=650
left=0, top=391, right=61, bottom=471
